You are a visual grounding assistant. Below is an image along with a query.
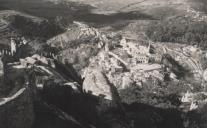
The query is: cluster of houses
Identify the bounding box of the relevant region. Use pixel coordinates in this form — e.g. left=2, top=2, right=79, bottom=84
left=119, top=37, right=162, bottom=65
left=94, top=36, right=164, bottom=75
left=83, top=36, right=166, bottom=90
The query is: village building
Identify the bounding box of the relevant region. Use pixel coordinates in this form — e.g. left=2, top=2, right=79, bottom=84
left=135, top=55, right=149, bottom=64
left=120, top=37, right=154, bottom=64
left=149, top=54, right=162, bottom=63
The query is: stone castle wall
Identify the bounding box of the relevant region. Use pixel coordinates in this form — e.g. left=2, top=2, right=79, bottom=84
left=0, top=86, right=34, bottom=128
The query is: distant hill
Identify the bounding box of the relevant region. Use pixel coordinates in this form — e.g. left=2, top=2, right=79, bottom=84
left=0, top=10, right=64, bottom=42
left=0, top=0, right=203, bottom=24
left=189, top=0, right=207, bottom=12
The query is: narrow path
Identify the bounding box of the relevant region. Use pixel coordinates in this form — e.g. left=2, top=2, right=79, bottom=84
left=0, top=87, right=26, bottom=106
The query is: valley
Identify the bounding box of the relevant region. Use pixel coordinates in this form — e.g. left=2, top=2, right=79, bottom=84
left=0, top=0, right=207, bottom=128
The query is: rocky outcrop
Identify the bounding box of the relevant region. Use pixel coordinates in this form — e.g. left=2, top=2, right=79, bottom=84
left=83, top=68, right=112, bottom=100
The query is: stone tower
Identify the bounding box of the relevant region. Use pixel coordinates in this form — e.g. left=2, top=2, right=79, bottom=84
left=11, top=37, right=16, bottom=56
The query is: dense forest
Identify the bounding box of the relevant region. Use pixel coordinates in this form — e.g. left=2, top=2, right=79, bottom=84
left=10, top=15, right=64, bottom=40
left=146, top=17, right=207, bottom=49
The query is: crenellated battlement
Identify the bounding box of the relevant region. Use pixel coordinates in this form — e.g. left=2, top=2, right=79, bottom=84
left=0, top=49, right=12, bottom=56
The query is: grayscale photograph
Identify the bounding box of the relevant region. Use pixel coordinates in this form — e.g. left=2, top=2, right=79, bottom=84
left=0, top=0, right=206, bottom=128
